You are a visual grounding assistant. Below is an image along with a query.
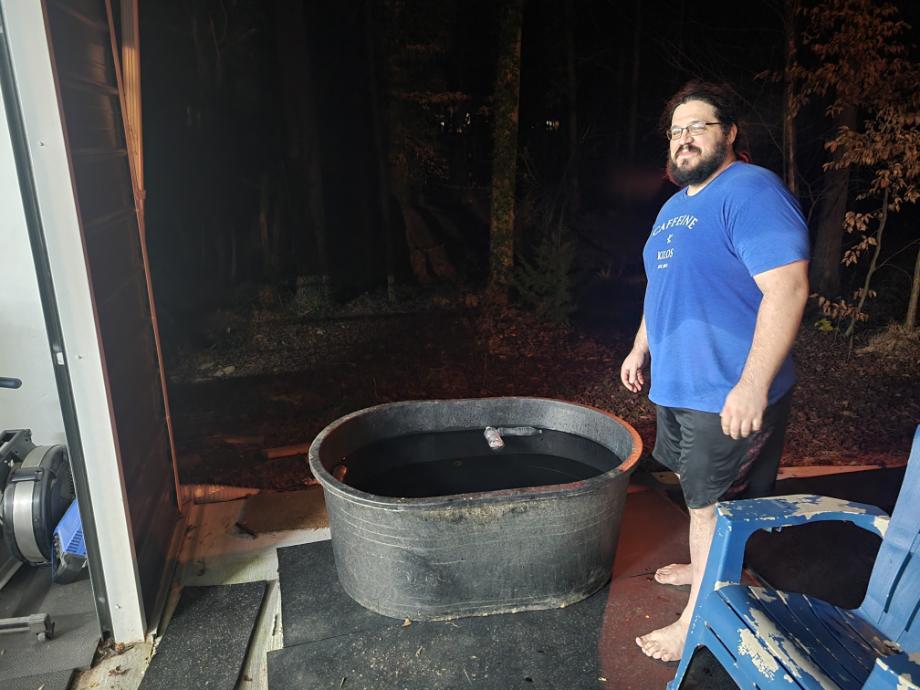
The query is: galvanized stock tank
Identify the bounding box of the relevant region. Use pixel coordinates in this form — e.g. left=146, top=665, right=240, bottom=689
left=308, top=397, right=642, bottom=621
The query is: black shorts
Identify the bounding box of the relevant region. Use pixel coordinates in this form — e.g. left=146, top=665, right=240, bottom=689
left=652, top=391, right=792, bottom=509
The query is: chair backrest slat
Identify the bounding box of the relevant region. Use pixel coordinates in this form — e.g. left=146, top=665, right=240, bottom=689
left=861, top=426, right=920, bottom=648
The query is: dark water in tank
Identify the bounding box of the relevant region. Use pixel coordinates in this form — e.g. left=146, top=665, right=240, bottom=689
left=342, top=428, right=622, bottom=498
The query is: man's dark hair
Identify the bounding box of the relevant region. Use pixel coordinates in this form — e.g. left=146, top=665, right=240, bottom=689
left=660, top=81, right=742, bottom=151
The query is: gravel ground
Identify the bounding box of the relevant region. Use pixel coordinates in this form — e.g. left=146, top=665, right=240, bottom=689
left=165, top=293, right=920, bottom=490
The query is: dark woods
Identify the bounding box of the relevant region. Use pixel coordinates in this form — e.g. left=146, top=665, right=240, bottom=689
left=141, top=0, right=920, bottom=344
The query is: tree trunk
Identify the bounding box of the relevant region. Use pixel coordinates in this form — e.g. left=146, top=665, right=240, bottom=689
left=783, top=0, right=798, bottom=196
left=365, top=0, right=396, bottom=302
left=563, top=1, right=579, bottom=215
left=810, top=104, right=858, bottom=297
left=845, top=188, right=888, bottom=339
left=273, top=0, right=330, bottom=294
left=626, top=0, right=641, bottom=164
left=614, top=21, right=626, bottom=156
left=488, top=0, right=524, bottom=301
left=258, top=171, right=272, bottom=275
left=385, top=81, right=412, bottom=284
left=906, top=243, right=920, bottom=330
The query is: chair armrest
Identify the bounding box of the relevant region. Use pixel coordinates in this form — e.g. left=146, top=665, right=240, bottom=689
left=864, top=651, right=920, bottom=689
left=697, top=494, right=889, bottom=597
left=718, top=494, right=890, bottom=539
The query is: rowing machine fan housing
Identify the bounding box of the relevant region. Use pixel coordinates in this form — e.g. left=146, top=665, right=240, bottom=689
left=0, top=441, right=74, bottom=566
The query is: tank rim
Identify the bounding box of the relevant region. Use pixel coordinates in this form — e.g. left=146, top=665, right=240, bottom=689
left=307, top=396, right=643, bottom=510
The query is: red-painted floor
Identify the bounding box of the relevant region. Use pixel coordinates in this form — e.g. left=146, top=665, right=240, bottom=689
left=598, top=486, right=692, bottom=689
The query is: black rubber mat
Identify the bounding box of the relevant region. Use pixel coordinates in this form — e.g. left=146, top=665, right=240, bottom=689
left=268, top=607, right=609, bottom=689
left=277, top=539, right=397, bottom=647
left=6, top=669, right=73, bottom=690
left=0, top=565, right=98, bottom=684
left=270, top=540, right=608, bottom=689
left=140, top=581, right=266, bottom=690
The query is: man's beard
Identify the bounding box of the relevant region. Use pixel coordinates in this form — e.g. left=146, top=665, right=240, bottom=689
left=667, top=137, right=729, bottom=187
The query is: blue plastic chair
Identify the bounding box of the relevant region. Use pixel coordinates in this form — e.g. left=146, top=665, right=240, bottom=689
left=669, top=425, right=920, bottom=690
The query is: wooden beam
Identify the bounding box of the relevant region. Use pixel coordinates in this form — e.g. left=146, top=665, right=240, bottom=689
left=120, top=0, right=143, bottom=200
left=263, top=443, right=312, bottom=459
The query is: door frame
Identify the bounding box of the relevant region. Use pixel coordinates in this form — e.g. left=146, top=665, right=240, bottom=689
left=0, top=0, right=184, bottom=643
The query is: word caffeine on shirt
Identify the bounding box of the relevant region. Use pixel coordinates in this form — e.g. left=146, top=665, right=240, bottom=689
left=651, top=214, right=699, bottom=236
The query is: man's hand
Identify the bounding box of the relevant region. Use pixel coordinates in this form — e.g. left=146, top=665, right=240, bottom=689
left=720, top=381, right=767, bottom=439
left=620, top=348, right=648, bottom=393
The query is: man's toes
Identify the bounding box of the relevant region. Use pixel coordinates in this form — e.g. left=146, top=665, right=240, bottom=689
left=650, top=643, right=669, bottom=660
left=636, top=634, right=662, bottom=659
left=654, top=563, right=691, bottom=586
left=636, top=625, right=685, bottom=661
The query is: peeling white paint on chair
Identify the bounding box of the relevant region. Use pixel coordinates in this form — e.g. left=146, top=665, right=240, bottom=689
left=750, top=587, right=779, bottom=604
left=716, top=504, right=746, bottom=519
left=785, top=495, right=871, bottom=519
left=898, top=653, right=920, bottom=689
left=741, top=607, right=838, bottom=688
left=719, top=494, right=882, bottom=522
left=874, top=515, right=890, bottom=536
left=896, top=674, right=918, bottom=690
left=737, top=627, right=782, bottom=681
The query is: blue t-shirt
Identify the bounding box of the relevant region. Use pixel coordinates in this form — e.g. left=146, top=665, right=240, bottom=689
left=642, top=162, right=809, bottom=413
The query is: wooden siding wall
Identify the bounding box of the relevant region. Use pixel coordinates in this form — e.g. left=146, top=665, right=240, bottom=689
left=43, top=0, right=180, bottom=623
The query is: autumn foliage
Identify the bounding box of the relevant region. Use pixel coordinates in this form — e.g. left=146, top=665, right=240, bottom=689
left=787, top=0, right=920, bottom=335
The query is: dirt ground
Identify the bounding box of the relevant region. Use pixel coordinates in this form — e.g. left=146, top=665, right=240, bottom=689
left=165, top=292, right=920, bottom=491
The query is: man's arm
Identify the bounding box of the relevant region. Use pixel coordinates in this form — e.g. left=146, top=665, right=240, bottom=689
left=620, top=316, right=649, bottom=393
left=720, top=260, right=809, bottom=439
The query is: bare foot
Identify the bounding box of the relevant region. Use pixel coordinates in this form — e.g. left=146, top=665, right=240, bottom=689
left=635, top=619, right=689, bottom=662
left=654, top=563, right=692, bottom=586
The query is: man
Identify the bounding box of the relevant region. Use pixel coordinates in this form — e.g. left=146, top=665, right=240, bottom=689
left=620, top=81, right=809, bottom=662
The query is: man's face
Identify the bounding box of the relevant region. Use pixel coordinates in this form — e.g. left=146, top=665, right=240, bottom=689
left=666, top=100, right=733, bottom=187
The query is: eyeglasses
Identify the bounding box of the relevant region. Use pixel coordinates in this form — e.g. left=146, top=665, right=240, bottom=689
left=666, top=121, right=722, bottom=141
